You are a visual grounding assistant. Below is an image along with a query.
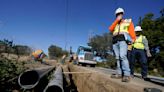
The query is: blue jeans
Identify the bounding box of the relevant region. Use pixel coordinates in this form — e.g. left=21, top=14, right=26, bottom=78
left=131, top=49, right=148, bottom=77
left=113, top=41, right=130, bottom=76
left=127, top=50, right=133, bottom=75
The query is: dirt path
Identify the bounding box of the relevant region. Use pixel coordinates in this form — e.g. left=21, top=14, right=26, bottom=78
left=67, top=64, right=164, bottom=92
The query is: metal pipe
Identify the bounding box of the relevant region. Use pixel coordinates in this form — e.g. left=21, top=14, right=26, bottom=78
left=18, top=66, right=55, bottom=89
left=44, top=66, right=64, bottom=92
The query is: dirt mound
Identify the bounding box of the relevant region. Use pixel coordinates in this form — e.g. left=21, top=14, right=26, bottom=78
left=68, top=64, right=146, bottom=92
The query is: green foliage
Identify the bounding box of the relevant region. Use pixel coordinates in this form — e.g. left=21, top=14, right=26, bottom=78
left=138, top=10, right=164, bottom=76
left=0, top=39, right=32, bottom=56
left=0, top=55, right=26, bottom=91
left=13, top=45, right=32, bottom=56
left=88, top=33, right=113, bottom=57
left=141, top=13, right=164, bottom=48
left=106, top=55, right=117, bottom=69
left=48, top=45, right=68, bottom=59
left=96, top=55, right=116, bottom=68
left=88, top=32, right=117, bottom=68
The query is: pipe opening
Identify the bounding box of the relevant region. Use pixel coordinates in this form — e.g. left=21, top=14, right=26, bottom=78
left=19, top=70, right=39, bottom=85
left=46, top=86, right=63, bottom=92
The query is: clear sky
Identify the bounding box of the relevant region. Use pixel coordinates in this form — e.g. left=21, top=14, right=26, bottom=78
left=0, top=0, right=163, bottom=54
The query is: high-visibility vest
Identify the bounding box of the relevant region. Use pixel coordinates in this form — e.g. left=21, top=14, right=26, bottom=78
left=113, top=19, right=132, bottom=35
left=133, top=35, right=145, bottom=49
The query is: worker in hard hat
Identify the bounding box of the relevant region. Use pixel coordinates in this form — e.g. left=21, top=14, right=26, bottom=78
left=61, top=54, right=66, bottom=64
left=131, top=26, right=152, bottom=80
left=109, top=8, right=136, bottom=82
left=32, top=49, right=46, bottom=63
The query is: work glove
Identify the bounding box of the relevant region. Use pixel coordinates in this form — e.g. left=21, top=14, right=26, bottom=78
left=146, top=50, right=152, bottom=57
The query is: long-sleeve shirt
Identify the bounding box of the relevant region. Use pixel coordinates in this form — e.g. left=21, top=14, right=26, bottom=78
left=142, top=36, right=150, bottom=51
left=109, top=19, right=136, bottom=41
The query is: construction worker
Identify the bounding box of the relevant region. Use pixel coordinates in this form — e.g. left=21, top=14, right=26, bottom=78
left=109, top=7, right=136, bottom=82
left=61, top=54, right=66, bottom=64
left=131, top=26, right=152, bottom=80
left=32, top=49, right=46, bottom=63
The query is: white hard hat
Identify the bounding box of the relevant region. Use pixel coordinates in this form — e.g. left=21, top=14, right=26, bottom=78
left=115, top=8, right=124, bottom=15
left=135, top=26, right=142, bottom=32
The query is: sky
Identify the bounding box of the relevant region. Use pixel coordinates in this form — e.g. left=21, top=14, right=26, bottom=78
left=0, top=0, right=163, bottom=54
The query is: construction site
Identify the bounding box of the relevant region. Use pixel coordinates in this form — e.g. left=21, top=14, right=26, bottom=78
left=0, top=53, right=163, bottom=92
left=0, top=0, right=164, bottom=92
left=11, top=62, right=164, bottom=92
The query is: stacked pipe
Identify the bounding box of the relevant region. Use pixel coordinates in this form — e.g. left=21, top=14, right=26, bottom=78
left=44, top=66, right=64, bottom=92
left=18, top=66, right=55, bottom=89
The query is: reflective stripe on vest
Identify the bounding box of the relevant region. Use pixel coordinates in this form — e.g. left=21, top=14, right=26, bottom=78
left=113, top=19, right=131, bottom=35
left=133, top=35, right=145, bottom=49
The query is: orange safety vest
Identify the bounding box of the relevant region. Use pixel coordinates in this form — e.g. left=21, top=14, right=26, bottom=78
left=113, top=19, right=132, bottom=35
left=109, top=18, right=136, bottom=41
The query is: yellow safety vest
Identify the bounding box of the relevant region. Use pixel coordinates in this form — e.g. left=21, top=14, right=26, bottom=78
left=133, top=35, right=145, bottom=49
left=113, top=19, right=131, bottom=35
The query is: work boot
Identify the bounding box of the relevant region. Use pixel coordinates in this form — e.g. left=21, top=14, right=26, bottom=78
left=122, top=76, right=131, bottom=82
left=111, top=74, right=122, bottom=79
left=142, top=76, right=150, bottom=81
left=130, top=75, right=134, bottom=79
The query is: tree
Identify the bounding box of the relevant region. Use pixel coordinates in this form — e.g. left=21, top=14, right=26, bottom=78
left=160, top=8, right=164, bottom=16
left=48, top=45, right=68, bottom=59
left=139, top=10, right=164, bottom=76
left=0, top=39, right=13, bottom=55
left=12, top=45, right=32, bottom=57
left=88, top=33, right=113, bottom=58
left=0, top=40, right=6, bottom=53
left=0, top=39, right=32, bottom=57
